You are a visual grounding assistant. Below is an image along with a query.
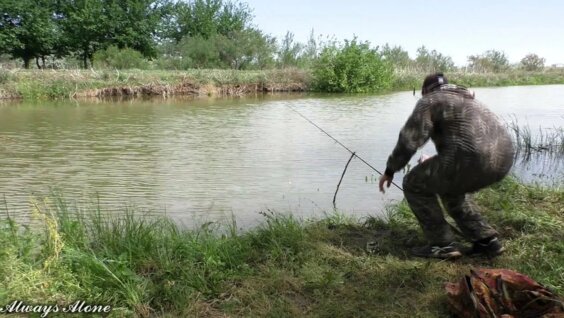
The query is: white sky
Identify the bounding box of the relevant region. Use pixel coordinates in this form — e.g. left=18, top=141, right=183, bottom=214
left=245, top=0, right=564, bottom=66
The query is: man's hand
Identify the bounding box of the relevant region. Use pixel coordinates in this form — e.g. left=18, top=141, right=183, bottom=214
left=379, top=174, right=393, bottom=193
left=418, top=154, right=431, bottom=164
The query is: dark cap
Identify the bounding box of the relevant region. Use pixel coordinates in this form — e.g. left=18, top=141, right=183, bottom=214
left=421, top=73, right=448, bottom=95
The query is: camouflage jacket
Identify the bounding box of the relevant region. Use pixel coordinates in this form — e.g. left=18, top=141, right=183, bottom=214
left=385, top=85, right=514, bottom=176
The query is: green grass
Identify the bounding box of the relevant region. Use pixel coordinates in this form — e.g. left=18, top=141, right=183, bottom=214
left=0, top=177, right=562, bottom=317
left=392, top=68, right=564, bottom=91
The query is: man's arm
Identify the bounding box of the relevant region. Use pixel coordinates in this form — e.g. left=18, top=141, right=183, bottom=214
left=385, top=99, right=434, bottom=176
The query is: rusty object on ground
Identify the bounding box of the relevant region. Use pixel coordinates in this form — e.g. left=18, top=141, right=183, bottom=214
left=445, top=268, right=564, bottom=318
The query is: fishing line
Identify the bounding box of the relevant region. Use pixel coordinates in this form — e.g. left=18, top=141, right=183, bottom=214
left=285, top=105, right=403, bottom=191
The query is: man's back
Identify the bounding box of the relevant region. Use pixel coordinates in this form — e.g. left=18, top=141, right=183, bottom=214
left=385, top=84, right=514, bottom=179
left=421, top=86, right=515, bottom=175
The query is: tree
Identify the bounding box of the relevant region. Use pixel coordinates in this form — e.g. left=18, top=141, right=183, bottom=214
left=520, top=53, right=545, bottom=71
left=165, top=0, right=252, bottom=43
left=59, top=0, right=169, bottom=69
left=221, top=28, right=275, bottom=70
left=299, top=29, right=318, bottom=68
left=215, top=0, right=252, bottom=37
left=59, top=0, right=111, bottom=68
left=178, top=34, right=221, bottom=68
left=176, top=28, right=275, bottom=70
left=160, top=0, right=273, bottom=70
left=467, top=50, right=509, bottom=73
left=277, top=31, right=303, bottom=68
left=0, top=0, right=60, bottom=68
left=415, top=46, right=454, bottom=73
left=105, top=0, right=171, bottom=59
left=0, top=2, right=21, bottom=60
left=380, top=44, right=412, bottom=70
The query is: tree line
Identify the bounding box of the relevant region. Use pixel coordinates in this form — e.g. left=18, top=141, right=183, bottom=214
left=0, top=0, right=260, bottom=69
left=0, top=0, right=548, bottom=72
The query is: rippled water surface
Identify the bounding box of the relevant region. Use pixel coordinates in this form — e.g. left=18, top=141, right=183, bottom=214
left=0, top=85, right=562, bottom=226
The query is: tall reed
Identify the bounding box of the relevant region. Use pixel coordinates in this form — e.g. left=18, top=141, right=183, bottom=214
left=506, top=117, right=564, bottom=160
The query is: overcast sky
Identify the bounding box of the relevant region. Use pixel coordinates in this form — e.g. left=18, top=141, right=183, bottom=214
left=244, top=0, right=563, bottom=66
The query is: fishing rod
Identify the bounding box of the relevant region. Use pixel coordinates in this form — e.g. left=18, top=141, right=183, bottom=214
left=286, top=105, right=403, bottom=191
left=286, top=104, right=468, bottom=237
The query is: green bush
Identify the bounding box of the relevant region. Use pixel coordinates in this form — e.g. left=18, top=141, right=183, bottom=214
left=312, top=38, right=393, bottom=93
left=93, top=46, right=149, bottom=70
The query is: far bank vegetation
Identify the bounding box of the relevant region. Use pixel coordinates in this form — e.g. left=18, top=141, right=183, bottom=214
left=1, top=0, right=563, bottom=97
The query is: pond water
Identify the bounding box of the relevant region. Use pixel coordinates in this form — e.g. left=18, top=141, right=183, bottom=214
left=0, top=85, right=562, bottom=227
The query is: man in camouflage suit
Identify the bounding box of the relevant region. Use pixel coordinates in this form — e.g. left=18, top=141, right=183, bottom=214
left=379, top=73, right=514, bottom=259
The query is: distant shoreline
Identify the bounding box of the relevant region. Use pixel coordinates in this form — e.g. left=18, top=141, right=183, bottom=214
left=1, top=68, right=564, bottom=100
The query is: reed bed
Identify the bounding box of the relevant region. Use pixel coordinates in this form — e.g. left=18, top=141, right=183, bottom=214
left=506, top=117, right=564, bottom=160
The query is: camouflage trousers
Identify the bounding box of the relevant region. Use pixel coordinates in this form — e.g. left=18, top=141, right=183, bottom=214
left=402, top=156, right=508, bottom=246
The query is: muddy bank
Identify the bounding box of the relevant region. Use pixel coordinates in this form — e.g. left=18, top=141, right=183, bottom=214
left=0, top=89, right=21, bottom=100
left=73, top=81, right=307, bottom=98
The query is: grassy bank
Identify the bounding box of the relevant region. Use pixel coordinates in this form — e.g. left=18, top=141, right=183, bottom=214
left=1, top=68, right=564, bottom=100
left=0, top=68, right=310, bottom=100
left=392, top=68, right=564, bottom=91
left=1, top=177, right=562, bottom=317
